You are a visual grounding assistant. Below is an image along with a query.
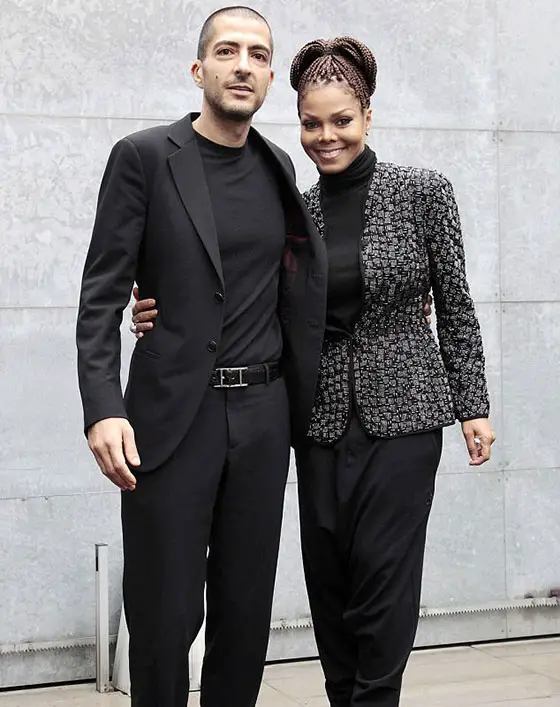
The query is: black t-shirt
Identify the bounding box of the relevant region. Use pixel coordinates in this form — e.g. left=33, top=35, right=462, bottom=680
left=195, top=131, right=286, bottom=366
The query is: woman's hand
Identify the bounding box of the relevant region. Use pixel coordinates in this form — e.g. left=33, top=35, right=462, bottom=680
left=461, top=418, right=496, bottom=466
left=130, top=286, right=158, bottom=339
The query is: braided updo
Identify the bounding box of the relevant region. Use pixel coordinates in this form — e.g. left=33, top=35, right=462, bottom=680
left=290, top=36, right=377, bottom=109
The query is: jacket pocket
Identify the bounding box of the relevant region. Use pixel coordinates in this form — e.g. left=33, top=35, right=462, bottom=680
left=133, top=347, right=161, bottom=360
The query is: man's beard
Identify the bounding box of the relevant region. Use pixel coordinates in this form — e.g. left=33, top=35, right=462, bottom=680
left=205, top=87, right=263, bottom=123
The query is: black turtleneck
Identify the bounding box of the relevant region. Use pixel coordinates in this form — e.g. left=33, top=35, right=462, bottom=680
left=320, top=146, right=377, bottom=336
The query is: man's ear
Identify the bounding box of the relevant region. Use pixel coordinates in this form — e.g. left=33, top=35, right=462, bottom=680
left=191, top=60, right=203, bottom=88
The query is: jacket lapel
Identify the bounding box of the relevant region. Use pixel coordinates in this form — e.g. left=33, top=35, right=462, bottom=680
left=167, top=115, right=224, bottom=287
left=304, top=185, right=325, bottom=239
left=254, top=131, right=327, bottom=271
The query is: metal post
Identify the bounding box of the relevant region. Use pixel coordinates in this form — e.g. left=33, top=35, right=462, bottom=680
left=95, top=543, right=111, bottom=693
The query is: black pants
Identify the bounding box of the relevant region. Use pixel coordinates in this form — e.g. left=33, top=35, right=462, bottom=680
left=121, top=378, right=291, bottom=707
left=296, top=417, right=442, bottom=707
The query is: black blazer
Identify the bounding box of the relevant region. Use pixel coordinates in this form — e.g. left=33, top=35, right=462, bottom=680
left=303, top=161, right=490, bottom=445
left=76, top=113, right=327, bottom=470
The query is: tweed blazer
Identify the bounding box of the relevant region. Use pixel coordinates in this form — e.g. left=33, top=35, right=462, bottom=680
left=302, top=160, right=490, bottom=445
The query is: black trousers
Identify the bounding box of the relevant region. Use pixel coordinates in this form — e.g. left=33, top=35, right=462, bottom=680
left=296, top=417, right=443, bottom=707
left=121, top=378, right=291, bottom=707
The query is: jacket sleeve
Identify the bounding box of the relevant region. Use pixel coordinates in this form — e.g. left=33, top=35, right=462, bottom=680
left=76, top=137, right=147, bottom=432
left=423, top=172, right=490, bottom=421
left=278, top=149, right=297, bottom=182
left=286, top=155, right=297, bottom=181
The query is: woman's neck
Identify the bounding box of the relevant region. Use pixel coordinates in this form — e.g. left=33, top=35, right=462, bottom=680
left=320, top=145, right=376, bottom=194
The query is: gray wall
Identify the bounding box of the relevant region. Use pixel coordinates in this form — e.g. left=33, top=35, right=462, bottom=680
left=1, top=0, right=559, bottom=687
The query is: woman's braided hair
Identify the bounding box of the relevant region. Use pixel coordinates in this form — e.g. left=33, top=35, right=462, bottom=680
left=290, top=36, right=377, bottom=109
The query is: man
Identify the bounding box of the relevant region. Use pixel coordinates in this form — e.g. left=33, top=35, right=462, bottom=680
left=76, top=6, right=327, bottom=706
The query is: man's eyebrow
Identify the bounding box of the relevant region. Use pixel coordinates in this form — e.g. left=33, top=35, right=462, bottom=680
left=214, top=40, right=271, bottom=55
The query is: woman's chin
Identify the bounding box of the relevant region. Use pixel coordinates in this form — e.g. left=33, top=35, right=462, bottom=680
left=317, top=161, right=347, bottom=175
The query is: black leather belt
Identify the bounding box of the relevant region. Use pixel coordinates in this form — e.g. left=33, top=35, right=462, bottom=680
left=209, top=362, right=281, bottom=388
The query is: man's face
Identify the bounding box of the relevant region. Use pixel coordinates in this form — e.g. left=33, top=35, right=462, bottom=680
left=192, top=15, right=274, bottom=122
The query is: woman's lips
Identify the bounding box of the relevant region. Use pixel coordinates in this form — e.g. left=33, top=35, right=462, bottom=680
left=315, top=147, right=346, bottom=160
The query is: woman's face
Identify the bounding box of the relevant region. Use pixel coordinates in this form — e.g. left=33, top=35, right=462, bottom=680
left=299, top=81, right=371, bottom=175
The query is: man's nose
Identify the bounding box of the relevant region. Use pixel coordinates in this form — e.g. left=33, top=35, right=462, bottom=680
left=234, top=49, right=251, bottom=75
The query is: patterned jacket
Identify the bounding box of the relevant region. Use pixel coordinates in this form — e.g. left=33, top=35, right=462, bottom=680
left=303, top=161, right=490, bottom=445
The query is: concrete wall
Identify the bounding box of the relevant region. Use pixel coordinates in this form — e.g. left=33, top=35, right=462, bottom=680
left=1, top=0, right=559, bottom=687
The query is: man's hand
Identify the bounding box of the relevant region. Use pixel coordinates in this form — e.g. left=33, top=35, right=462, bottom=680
left=462, top=418, right=496, bottom=466
left=423, top=293, right=433, bottom=325
left=130, top=286, right=157, bottom=339
left=87, top=418, right=140, bottom=490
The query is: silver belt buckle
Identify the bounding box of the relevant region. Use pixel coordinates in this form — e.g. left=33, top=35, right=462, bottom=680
left=217, top=366, right=249, bottom=388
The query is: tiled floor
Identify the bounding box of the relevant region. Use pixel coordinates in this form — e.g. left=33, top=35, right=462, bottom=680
left=1, top=638, right=559, bottom=706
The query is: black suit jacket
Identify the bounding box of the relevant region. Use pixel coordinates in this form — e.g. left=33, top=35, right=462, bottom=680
left=76, top=113, right=327, bottom=471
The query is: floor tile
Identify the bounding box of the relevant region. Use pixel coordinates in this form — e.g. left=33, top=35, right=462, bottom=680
left=263, top=661, right=322, bottom=682
left=479, top=700, right=560, bottom=707
left=477, top=639, right=560, bottom=658
left=499, top=654, right=560, bottom=681
left=401, top=673, right=560, bottom=706
left=403, top=654, right=528, bottom=687
left=408, top=646, right=491, bottom=666
left=264, top=672, right=326, bottom=701
left=263, top=660, right=326, bottom=701
left=0, top=684, right=129, bottom=706
left=257, top=683, right=300, bottom=705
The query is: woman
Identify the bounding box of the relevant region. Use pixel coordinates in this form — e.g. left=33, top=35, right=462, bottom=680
left=131, top=37, right=495, bottom=707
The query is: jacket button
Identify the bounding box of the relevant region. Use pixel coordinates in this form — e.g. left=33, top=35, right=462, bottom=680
left=307, top=319, right=319, bottom=328
left=207, top=340, right=217, bottom=353
left=214, top=291, right=225, bottom=303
